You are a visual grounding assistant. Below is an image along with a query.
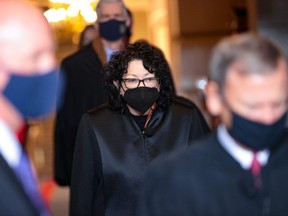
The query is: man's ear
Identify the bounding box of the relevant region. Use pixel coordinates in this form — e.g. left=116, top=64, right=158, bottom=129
left=205, top=81, right=223, bottom=116
left=93, top=22, right=99, bottom=31
left=125, top=16, right=131, bottom=29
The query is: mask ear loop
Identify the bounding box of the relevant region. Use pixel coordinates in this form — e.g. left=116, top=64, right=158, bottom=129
left=119, top=80, right=126, bottom=95
left=143, top=102, right=157, bottom=129
left=157, top=78, right=161, bottom=91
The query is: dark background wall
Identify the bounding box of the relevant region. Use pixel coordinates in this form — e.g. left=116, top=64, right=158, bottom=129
left=257, top=0, right=288, bottom=55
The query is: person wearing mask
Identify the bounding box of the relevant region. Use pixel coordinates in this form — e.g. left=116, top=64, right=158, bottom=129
left=138, top=33, right=288, bottom=216
left=0, top=0, right=60, bottom=215
left=70, top=41, right=210, bottom=216
left=54, top=0, right=131, bottom=186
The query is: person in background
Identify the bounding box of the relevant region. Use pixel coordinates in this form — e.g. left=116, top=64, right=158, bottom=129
left=138, top=33, right=288, bottom=216
left=78, top=24, right=98, bottom=49
left=69, top=41, right=210, bottom=216
left=78, top=5, right=133, bottom=49
left=0, top=0, right=59, bottom=215
left=123, top=7, right=133, bottom=48
left=54, top=0, right=131, bottom=186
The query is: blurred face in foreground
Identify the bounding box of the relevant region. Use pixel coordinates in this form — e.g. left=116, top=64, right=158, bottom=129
left=207, top=59, right=288, bottom=127
left=0, top=0, right=57, bottom=130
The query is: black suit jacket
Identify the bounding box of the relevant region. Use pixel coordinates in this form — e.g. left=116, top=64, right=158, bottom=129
left=139, top=133, right=288, bottom=216
left=0, top=154, right=38, bottom=216
left=54, top=44, right=108, bottom=186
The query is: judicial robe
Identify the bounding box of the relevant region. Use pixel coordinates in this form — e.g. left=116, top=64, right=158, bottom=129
left=138, top=132, right=288, bottom=216
left=70, top=96, right=211, bottom=216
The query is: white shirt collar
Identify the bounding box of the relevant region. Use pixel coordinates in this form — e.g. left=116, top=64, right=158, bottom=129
left=0, top=119, right=22, bottom=168
left=104, top=46, right=117, bottom=61
left=217, top=124, right=269, bottom=170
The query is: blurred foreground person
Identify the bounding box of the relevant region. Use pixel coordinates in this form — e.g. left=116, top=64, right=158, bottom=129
left=138, top=33, right=288, bottom=216
left=0, top=0, right=59, bottom=215
left=70, top=41, right=210, bottom=216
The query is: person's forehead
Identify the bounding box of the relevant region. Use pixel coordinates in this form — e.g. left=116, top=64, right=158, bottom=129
left=99, top=2, right=123, bottom=16
left=125, top=60, right=153, bottom=76
left=0, top=21, right=55, bottom=74
left=224, top=60, right=288, bottom=100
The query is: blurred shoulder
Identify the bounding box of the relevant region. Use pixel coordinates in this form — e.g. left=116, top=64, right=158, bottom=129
left=87, top=103, right=112, bottom=115
left=148, top=134, right=217, bottom=175
left=61, top=44, right=99, bottom=66
left=171, top=95, right=201, bottom=110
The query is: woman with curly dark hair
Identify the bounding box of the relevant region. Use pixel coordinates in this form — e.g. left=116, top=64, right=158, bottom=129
left=70, top=41, right=210, bottom=216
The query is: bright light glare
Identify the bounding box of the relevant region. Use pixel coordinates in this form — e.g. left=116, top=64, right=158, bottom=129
left=46, top=0, right=97, bottom=23
left=67, top=4, right=79, bottom=17
left=196, top=78, right=207, bottom=90
left=80, top=5, right=97, bottom=23
left=49, top=0, right=96, bottom=3
left=44, top=8, right=67, bottom=23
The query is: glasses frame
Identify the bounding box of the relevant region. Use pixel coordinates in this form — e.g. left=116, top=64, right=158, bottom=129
left=121, top=77, right=159, bottom=89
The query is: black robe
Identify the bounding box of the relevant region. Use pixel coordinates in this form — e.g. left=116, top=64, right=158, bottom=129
left=54, top=44, right=108, bottom=186
left=70, top=97, right=211, bottom=216
left=138, top=132, right=288, bottom=216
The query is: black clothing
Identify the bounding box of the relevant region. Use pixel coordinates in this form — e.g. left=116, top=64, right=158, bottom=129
left=139, top=133, right=288, bottom=216
left=0, top=154, right=38, bottom=216
left=130, top=113, right=147, bottom=131
left=54, top=44, right=108, bottom=186
left=70, top=97, right=210, bottom=216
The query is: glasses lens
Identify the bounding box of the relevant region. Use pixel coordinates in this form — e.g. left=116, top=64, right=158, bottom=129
left=122, top=78, right=158, bottom=89
left=124, top=79, right=139, bottom=89
left=144, top=78, right=158, bottom=87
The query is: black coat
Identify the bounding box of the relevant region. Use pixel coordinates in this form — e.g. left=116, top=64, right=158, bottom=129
left=138, top=133, right=288, bottom=216
left=0, top=154, right=39, bottom=216
left=70, top=97, right=211, bottom=216
left=54, top=44, right=108, bottom=186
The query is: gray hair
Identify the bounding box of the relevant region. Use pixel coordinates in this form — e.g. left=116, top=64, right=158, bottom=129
left=209, top=33, right=285, bottom=90
left=96, top=0, right=128, bottom=20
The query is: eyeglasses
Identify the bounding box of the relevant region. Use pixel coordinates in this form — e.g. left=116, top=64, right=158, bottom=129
left=121, top=77, right=159, bottom=89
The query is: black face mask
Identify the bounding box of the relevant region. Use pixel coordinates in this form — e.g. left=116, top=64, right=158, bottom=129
left=228, top=111, right=287, bottom=150
left=123, top=87, right=159, bottom=114
left=99, top=19, right=126, bottom=41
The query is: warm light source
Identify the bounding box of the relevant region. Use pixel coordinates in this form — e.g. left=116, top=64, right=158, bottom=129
left=49, top=0, right=96, bottom=4
left=43, top=0, right=98, bottom=45
left=44, top=8, right=67, bottom=23
left=80, top=4, right=97, bottom=22
left=44, top=0, right=97, bottom=23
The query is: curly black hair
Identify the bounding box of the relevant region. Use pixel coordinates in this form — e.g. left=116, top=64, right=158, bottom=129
left=104, top=41, right=174, bottom=113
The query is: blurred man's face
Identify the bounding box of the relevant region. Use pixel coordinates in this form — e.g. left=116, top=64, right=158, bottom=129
left=98, top=2, right=126, bottom=23
left=0, top=20, right=58, bottom=119
left=0, top=1, right=58, bottom=127
left=205, top=58, right=288, bottom=128
left=0, top=24, right=56, bottom=76
left=220, top=59, right=288, bottom=127
left=0, top=9, right=56, bottom=94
